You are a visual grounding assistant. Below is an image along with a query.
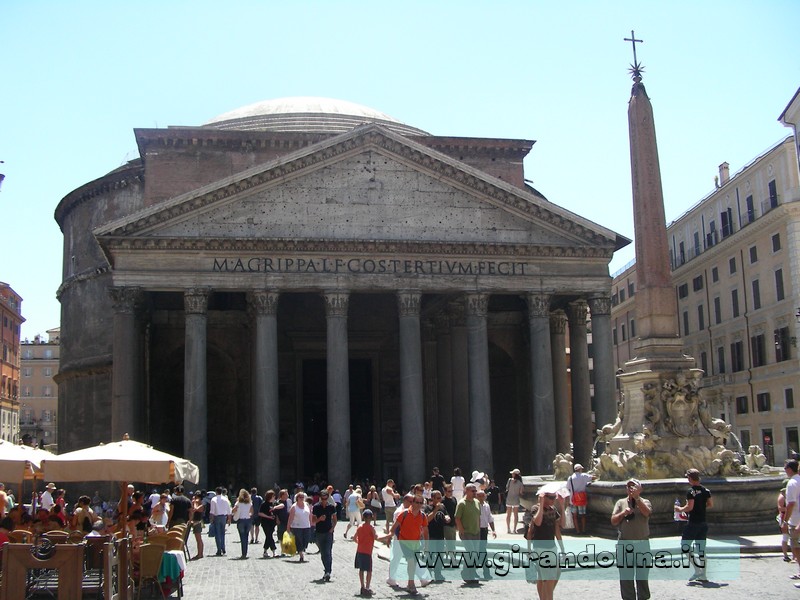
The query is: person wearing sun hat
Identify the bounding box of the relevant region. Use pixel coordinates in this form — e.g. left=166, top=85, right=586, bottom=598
left=506, top=468, right=525, bottom=534
left=40, top=483, right=56, bottom=511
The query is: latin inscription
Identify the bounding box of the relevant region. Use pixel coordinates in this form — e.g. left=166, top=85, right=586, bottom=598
left=212, top=257, right=528, bottom=276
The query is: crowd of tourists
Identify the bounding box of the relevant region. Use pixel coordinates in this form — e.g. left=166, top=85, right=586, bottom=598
left=0, top=462, right=739, bottom=599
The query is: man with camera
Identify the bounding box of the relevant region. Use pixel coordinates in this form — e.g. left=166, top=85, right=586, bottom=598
left=611, top=478, right=652, bottom=600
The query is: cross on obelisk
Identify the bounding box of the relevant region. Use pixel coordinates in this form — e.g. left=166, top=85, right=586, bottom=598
left=624, top=30, right=643, bottom=65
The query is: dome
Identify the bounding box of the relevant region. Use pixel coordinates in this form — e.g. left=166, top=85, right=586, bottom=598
left=203, top=96, right=430, bottom=136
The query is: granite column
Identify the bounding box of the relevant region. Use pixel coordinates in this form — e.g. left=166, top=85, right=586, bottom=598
left=435, top=313, right=454, bottom=473
left=250, top=290, right=280, bottom=490
left=184, top=288, right=210, bottom=488
left=398, top=290, right=426, bottom=487
left=568, top=300, right=593, bottom=467
left=549, top=310, right=570, bottom=454
left=466, top=293, right=493, bottom=474
left=589, top=296, right=616, bottom=429
left=324, top=291, right=351, bottom=489
left=526, top=293, right=555, bottom=473
left=109, top=286, right=143, bottom=441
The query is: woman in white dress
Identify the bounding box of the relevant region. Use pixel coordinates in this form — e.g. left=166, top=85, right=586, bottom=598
left=451, top=467, right=466, bottom=501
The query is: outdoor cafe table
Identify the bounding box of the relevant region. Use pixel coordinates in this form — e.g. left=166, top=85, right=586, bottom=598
left=159, top=550, right=186, bottom=597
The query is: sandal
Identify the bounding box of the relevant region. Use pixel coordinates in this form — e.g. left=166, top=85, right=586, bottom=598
left=790, top=573, right=800, bottom=580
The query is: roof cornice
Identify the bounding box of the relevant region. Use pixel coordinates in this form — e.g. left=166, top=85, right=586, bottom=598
left=98, top=236, right=615, bottom=259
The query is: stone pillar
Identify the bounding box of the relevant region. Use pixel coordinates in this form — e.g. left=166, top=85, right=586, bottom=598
left=589, top=296, right=616, bottom=429
left=184, top=288, right=210, bottom=488
left=250, top=290, right=280, bottom=490
left=324, top=291, right=351, bottom=489
left=449, top=302, right=470, bottom=469
left=465, top=293, right=493, bottom=474
left=568, top=300, right=593, bottom=467
left=398, top=291, right=426, bottom=487
left=435, top=313, right=454, bottom=472
left=550, top=311, right=570, bottom=454
left=526, top=293, right=555, bottom=473
left=109, top=286, right=143, bottom=441
left=422, top=320, right=440, bottom=472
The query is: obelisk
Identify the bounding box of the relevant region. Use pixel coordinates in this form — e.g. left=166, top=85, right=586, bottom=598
left=614, top=34, right=696, bottom=446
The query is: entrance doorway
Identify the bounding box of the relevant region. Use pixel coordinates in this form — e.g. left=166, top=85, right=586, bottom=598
left=301, top=358, right=374, bottom=482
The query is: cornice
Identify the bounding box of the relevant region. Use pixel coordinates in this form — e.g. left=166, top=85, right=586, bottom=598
left=98, top=235, right=615, bottom=259
left=55, top=163, right=144, bottom=227
left=96, top=125, right=621, bottom=250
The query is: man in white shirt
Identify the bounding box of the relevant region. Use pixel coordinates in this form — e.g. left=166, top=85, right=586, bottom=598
left=568, top=464, right=594, bottom=534
left=783, top=460, right=800, bottom=581
left=209, top=486, right=232, bottom=556
left=147, top=488, right=161, bottom=516
left=40, top=483, right=56, bottom=511
left=382, top=479, right=400, bottom=534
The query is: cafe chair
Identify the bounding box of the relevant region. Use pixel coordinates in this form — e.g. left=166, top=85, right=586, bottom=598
left=9, top=530, right=32, bottom=543
left=137, top=543, right=165, bottom=600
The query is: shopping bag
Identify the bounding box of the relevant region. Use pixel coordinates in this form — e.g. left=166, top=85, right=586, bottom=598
left=563, top=507, right=575, bottom=530
left=208, top=519, right=216, bottom=537
left=281, top=531, right=297, bottom=556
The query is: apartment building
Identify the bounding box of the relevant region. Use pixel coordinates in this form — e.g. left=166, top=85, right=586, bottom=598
left=20, top=328, right=60, bottom=449
left=0, top=283, right=23, bottom=442
left=611, top=133, right=800, bottom=464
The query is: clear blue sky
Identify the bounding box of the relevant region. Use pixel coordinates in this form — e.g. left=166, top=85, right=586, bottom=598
left=2, top=1, right=798, bottom=339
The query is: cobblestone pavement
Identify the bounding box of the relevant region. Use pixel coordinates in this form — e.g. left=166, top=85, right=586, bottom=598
left=175, top=521, right=795, bottom=599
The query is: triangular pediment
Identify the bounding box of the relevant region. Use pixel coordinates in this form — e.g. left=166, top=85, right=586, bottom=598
left=95, top=124, right=625, bottom=254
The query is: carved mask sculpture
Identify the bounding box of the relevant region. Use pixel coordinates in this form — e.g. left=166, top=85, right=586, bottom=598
left=663, top=379, right=699, bottom=437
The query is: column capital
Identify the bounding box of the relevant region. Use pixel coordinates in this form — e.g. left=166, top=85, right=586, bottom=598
left=397, top=290, right=422, bottom=317
left=567, top=299, right=589, bottom=324
left=323, top=290, right=350, bottom=318
left=108, top=286, right=143, bottom=314
left=447, top=301, right=466, bottom=327
left=525, top=292, right=552, bottom=318
left=248, top=290, right=280, bottom=315
left=549, top=310, right=567, bottom=334
left=465, top=293, right=489, bottom=318
left=184, top=288, right=210, bottom=315
left=588, top=295, right=612, bottom=316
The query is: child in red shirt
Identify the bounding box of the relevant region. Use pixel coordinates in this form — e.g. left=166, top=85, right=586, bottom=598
left=353, top=509, right=389, bottom=596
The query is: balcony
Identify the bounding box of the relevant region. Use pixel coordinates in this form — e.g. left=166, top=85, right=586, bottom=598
left=761, top=195, right=780, bottom=215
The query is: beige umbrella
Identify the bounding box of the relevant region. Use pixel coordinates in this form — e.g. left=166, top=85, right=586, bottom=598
left=0, top=439, right=51, bottom=482
left=0, top=440, right=55, bottom=509
left=41, top=435, right=199, bottom=529
left=40, top=435, right=199, bottom=485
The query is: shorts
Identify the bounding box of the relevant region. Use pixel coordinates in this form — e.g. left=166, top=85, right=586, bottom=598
left=192, top=521, right=203, bottom=534
left=790, top=525, right=800, bottom=548
left=506, top=503, right=520, bottom=509
left=570, top=505, right=586, bottom=515
left=354, top=552, right=372, bottom=571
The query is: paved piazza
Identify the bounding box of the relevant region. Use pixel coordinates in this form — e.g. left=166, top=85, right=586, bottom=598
left=179, top=525, right=791, bottom=599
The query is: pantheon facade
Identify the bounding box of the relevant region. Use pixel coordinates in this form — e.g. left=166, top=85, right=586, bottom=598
left=55, top=98, right=628, bottom=489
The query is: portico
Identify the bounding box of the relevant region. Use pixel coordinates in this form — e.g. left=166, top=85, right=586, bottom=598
left=58, top=98, right=628, bottom=489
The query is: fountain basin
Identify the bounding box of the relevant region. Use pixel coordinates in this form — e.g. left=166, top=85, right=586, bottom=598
left=586, top=476, right=783, bottom=537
